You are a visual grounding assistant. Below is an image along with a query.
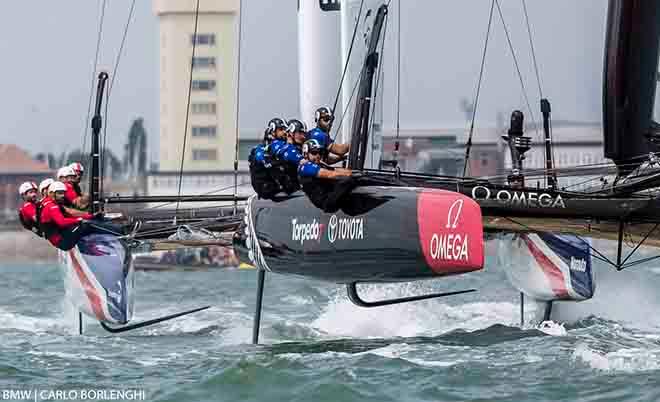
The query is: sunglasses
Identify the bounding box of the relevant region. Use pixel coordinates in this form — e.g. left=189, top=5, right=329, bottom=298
left=308, top=149, right=321, bottom=156
left=320, top=116, right=333, bottom=122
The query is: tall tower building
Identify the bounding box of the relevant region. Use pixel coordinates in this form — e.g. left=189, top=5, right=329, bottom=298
left=153, top=0, right=239, bottom=172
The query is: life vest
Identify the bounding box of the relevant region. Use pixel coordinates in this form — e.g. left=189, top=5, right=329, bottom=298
left=269, top=159, right=300, bottom=195
left=248, top=146, right=281, bottom=199
left=38, top=199, right=62, bottom=240
left=18, top=202, right=43, bottom=237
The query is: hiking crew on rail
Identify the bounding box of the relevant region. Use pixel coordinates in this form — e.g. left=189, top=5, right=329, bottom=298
left=16, top=162, right=123, bottom=250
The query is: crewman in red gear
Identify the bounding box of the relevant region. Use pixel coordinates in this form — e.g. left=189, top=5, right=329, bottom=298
left=18, top=181, right=42, bottom=237
left=38, top=178, right=53, bottom=199
left=57, top=166, right=89, bottom=210
left=68, top=162, right=84, bottom=197
left=40, top=181, right=93, bottom=251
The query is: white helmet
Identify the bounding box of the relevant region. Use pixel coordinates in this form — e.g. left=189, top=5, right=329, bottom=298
left=18, top=181, right=37, bottom=195
left=49, top=181, right=67, bottom=192
left=57, top=166, right=75, bottom=178
left=69, top=162, right=84, bottom=175
left=38, top=178, right=54, bottom=194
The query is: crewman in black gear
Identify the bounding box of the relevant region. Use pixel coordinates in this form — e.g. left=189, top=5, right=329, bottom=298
left=297, top=139, right=357, bottom=212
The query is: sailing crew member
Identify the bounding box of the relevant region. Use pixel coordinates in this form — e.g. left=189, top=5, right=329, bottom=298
left=57, top=166, right=89, bottom=210
left=38, top=178, right=54, bottom=199
left=248, top=120, right=281, bottom=199
left=266, top=117, right=289, bottom=156
left=298, top=139, right=355, bottom=212
left=270, top=119, right=308, bottom=194
left=40, top=181, right=97, bottom=251
left=17, top=181, right=42, bottom=237
left=68, top=162, right=84, bottom=197
left=306, top=106, right=350, bottom=164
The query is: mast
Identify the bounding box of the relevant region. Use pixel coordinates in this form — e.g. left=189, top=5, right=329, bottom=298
left=347, top=4, right=388, bottom=170
left=89, top=72, right=109, bottom=214
left=602, top=0, right=660, bottom=174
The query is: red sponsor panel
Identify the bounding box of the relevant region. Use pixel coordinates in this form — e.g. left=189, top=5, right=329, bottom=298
left=417, top=189, right=484, bottom=274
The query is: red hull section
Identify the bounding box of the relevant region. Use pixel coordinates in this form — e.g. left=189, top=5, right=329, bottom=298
left=417, top=189, right=484, bottom=275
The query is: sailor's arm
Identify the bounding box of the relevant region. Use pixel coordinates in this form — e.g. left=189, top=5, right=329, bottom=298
left=48, top=205, right=83, bottom=228
left=328, top=142, right=350, bottom=156
left=72, top=194, right=90, bottom=210
left=317, top=168, right=352, bottom=179
left=63, top=206, right=90, bottom=218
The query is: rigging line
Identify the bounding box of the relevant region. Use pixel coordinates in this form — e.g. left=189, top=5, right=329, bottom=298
left=521, top=0, right=543, bottom=98
left=82, top=0, right=108, bottom=155
left=367, top=11, right=389, bottom=166
left=101, top=0, right=137, bottom=199
left=462, top=0, right=495, bottom=178
left=174, top=0, right=201, bottom=218
left=233, top=0, right=244, bottom=215
left=131, top=181, right=251, bottom=213
left=494, top=0, right=539, bottom=139
left=331, top=0, right=364, bottom=124
left=332, top=58, right=368, bottom=141
left=394, top=0, right=401, bottom=154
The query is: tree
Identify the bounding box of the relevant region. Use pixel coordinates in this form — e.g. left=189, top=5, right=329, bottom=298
left=124, top=118, right=148, bottom=178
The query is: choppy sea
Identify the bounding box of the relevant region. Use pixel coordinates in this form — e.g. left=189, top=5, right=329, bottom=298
left=3, top=251, right=660, bottom=402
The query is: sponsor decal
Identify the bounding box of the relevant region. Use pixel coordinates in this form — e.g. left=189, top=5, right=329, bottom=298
left=430, top=199, right=469, bottom=262
left=291, top=218, right=326, bottom=245
left=327, top=214, right=364, bottom=243
left=417, top=190, right=484, bottom=274
left=471, top=186, right=566, bottom=209
left=569, top=256, right=587, bottom=272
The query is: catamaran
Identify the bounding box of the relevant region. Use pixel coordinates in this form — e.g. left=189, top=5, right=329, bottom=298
left=61, top=0, right=660, bottom=344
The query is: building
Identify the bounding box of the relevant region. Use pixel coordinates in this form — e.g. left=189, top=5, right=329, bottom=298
left=153, top=0, right=240, bottom=172
left=0, top=144, right=52, bottom=221
left=380, top=121, right=607, bottom=189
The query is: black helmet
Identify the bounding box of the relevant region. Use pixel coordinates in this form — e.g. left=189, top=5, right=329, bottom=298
left=263, top=128, right=274, bottom=143
left=302, top=139, right=323, bottom=156
left=314, top=107, right=334, bottom=123
left=266, top=117, right=288, bottom=134
left=287, top=119, right=307, bottom=134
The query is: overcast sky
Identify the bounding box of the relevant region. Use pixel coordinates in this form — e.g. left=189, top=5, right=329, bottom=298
left=0, top=1, right=608, bottom=162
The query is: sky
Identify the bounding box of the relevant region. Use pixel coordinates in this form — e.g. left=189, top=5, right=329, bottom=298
left=0, top=1, right=609, bottom=163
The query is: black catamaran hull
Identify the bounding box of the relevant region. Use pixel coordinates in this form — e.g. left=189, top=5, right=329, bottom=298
left=233, top=187, right=484, bottom=284
left=351, top=171, right=660, bottom=246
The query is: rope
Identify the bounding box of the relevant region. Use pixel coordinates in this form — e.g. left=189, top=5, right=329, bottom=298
left=331, top=59, right=367, bottom=142
left=331, top=0, right=364, bottom=131
left=521, top=0, right=543, bottom=99
left=101, top=0, right=137, bottom=199
left=132, top=180, right=251, bottom=213
left=82, top=0, right=107, bottom=154
left=233, top=0, right=244, bottom=215
left=462, top=0, right=495, bottom=177
left=394, top=0, right=402, bottom=156
left=367, top=11, right=389, bottom=166
left=494, top=0, right=539, bottom=139
left=174, top=0, right=201, bottom=218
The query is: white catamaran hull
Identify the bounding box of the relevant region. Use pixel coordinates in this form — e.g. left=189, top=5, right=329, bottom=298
left=59, top=234, right=135, bottom=325
left=494, top=233, right=595, bottom=302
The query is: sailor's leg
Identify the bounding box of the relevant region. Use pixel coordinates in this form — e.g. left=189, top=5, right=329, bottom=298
left=56, top=225, right=89, bottom=251
left=323, top=177, right=356, bottom=212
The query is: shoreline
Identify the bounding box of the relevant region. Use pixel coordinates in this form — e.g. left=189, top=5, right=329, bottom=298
left=0, top=230, right=57, bottom=263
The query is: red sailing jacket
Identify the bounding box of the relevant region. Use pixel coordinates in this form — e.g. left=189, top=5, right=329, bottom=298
left=18, top=201, right=40, bottom=236
left=63, top=182, right=79, bottom=206
left=40, top=196, right=84, bottom=247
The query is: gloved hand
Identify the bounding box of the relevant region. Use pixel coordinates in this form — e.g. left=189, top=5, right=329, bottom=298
left=93, top=212, right=104, bottom=220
